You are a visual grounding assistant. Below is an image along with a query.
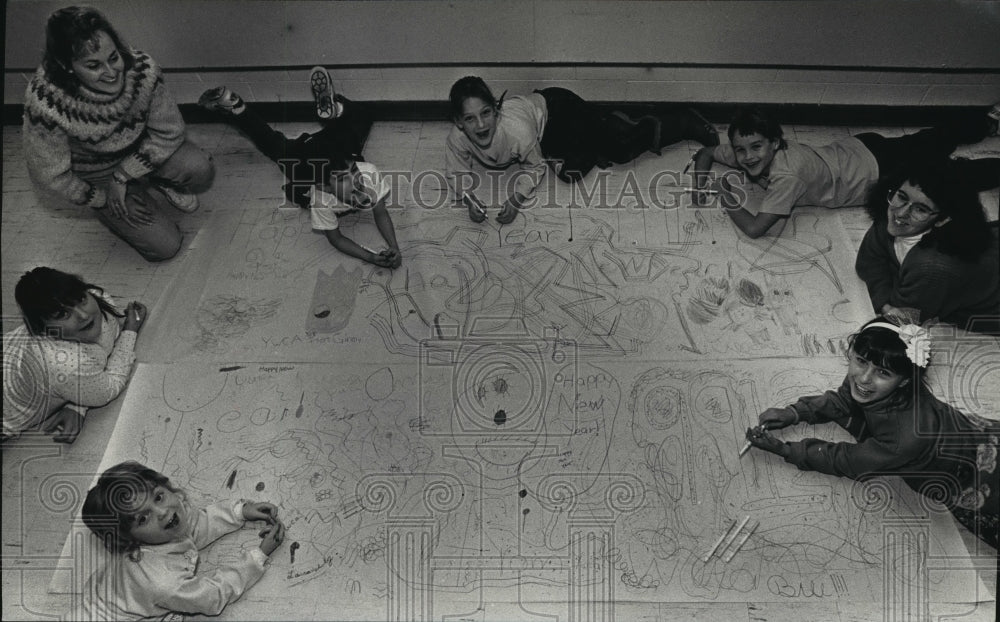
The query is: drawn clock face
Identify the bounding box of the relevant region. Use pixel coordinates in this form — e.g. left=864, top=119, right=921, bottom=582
left=416, top=337, right=554, bottom=482
left=452, top=341, right=546, bottom=436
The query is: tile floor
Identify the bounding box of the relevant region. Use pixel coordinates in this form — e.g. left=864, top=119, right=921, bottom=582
left=2, top=118, right=998, bottom=620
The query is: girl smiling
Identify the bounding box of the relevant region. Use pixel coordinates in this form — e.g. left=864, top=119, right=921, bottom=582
left=69, top=461, right=285, bottom=620
left=3, top=267, right=146, bottom=443
left=746, top=319, right=998, bottom=549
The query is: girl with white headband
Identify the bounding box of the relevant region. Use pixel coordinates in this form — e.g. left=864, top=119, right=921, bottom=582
left=745, top=318, right=998, bottom=549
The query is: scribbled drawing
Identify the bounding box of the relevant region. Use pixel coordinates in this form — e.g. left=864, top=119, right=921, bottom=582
left=616, top=362, right=941, bottom=603
left=190, top=295, right=282, bottom=353
left=366, top=215, right=711, bottom=359
left=737, top=218, right=844, bottom=294
left=167, top=189, right=870, bottom=364
left=672, top=266, right=786, bottom=356
left=305, top=265, right=364, bottom=333
left=365, top=366, right=395, bottom=400
left=687, top=276, right=730, bottom=324
left=366, top=241, right=495, bottom=356
left=736, top=278, right=765, bottom=307
left=61, top=347, right=984, bottom=620
left=161, top=366, right=230, bottom=413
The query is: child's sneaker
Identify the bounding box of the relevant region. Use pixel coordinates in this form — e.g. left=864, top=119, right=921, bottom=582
left=988, top=100, right=1000, bottom=136
left=310, top=67, right=341, bottom=120
left=159, top=186, right=199, bottom=213
left=198, top=86, right=245, bottom=115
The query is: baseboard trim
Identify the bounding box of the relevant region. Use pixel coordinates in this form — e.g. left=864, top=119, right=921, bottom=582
left=4, top=102, right=986, bottom=128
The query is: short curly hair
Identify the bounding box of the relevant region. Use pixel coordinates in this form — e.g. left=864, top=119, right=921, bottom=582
left=865, top=157, right=991, bottom=261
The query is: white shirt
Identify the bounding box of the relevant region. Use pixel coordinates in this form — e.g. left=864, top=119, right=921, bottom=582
left=893, top=231, right=928, bottom=264
left=445, top=93, right=549, bottom=202
left=66, top=498, right=268, bottom=621
left=308, top=161, right=390, bottom=231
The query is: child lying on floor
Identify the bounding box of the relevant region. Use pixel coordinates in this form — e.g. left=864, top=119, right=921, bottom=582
left=199, top=67, right=401, bottom=268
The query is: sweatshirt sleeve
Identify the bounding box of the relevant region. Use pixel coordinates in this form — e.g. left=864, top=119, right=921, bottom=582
left=855, top=223, right=898, bottom=314
left=782, top=380, right=923, bottom=478
left=48, top=326, right=137, bottom=417
left=445, top=131, right=477, bottom=203
left=118, top=79, right=186, bottom=180
left=152, top=547, right=268, bottom=617
left=512, top=139, right=547, bottom=201
left=190, top=499, right=247, bottom=549
left=783, top=435, right=918, bottom=479
left=786, top=381, right=855, bottom=427
left=23, top=110, right=107, bottom=208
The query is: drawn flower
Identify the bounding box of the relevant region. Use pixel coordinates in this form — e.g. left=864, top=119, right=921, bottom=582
left=897, top=324, right=930, bottom=367
left=955, top=485, right=988, bottom=510
left=976, top=440, right=998, bottom=474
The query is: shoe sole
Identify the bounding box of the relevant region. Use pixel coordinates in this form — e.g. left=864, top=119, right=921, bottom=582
left=310, top=66, right=335, bottom=120
left=198, top=86, right=242, bottom=114
left=160, top=187, right=199, bottom=213
left=198, top=86, right=226, bottom=107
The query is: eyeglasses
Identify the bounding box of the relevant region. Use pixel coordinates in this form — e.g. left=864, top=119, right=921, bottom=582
left=887, top=189, right=939, bottom=221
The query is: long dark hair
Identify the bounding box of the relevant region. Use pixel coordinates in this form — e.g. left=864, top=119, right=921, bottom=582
left=42, top=6, right=135, bottom=93
left=848, top=317, right=925, bottom=386
left=865, top=157, right=991, bottom=260
left=82, top=461, right=183, bottom=558
left=14, top=267, right=123, bottom=336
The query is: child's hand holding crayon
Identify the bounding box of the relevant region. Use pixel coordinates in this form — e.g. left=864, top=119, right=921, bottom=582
left=368, top=248, right=402, bottom=269
left=258, top=521, right=285, bottom=556
left=463, top=193, right=487, bottom=223
left=757, top=407, right=799, bottom=430
left=496, top=202, right=519, bottom=225
left=243, top=501, right=279, bottom=524
left=745, top=425, right=790, bottom=457
left=380, top=247, right=402, bottom=269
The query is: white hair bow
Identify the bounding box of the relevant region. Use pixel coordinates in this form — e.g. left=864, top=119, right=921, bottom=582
left=897, top=324, right=931, bottom=368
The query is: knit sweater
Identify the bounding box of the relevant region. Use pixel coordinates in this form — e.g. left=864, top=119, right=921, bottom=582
left=23, top=51, right=185, bottom=209
left=855, top=221, right=1000, bottom=332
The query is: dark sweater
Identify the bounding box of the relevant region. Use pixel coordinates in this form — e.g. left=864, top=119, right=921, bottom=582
left=855, top=222, right=1000, bottom=333
left=784, top=379, right=993, bottom=490
left=782, top=378, right=999, bottom=547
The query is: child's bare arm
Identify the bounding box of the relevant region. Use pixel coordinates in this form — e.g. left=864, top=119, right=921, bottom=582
left=372, top=200, right=402, bottom=267
left=723, top=204, right=784, bottom=239
left=324, top=228, right=392, bottom=267
left=691, top=146, right=718, bottom=190
left=714, top=175, right=785, bottom=239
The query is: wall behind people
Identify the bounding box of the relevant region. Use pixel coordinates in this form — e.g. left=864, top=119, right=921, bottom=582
left=4, top=0, right=1000, bottom=107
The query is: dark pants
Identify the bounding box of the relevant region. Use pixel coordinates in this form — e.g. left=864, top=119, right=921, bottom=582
left=537, top=87, right=657, bottom=182
left=856, top=116, right=1000, bottom=192
left=231, top=97, right=373, bottom=205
